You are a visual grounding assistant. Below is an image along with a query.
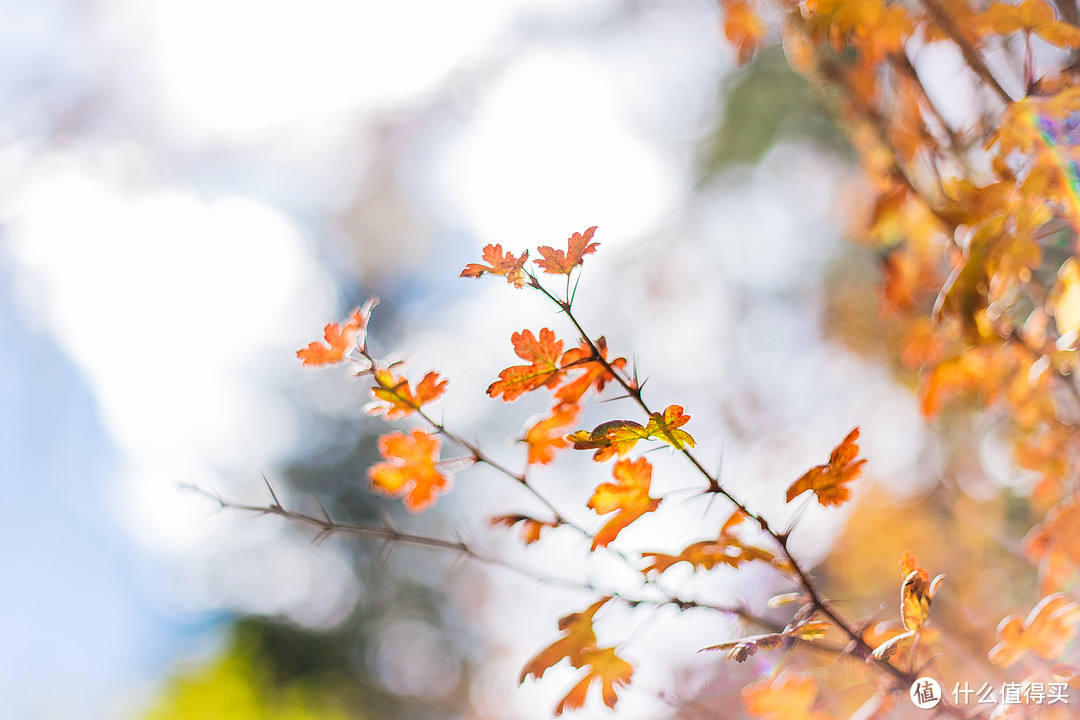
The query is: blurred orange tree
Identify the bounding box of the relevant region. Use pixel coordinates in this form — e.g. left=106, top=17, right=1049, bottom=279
left=226, top=0, right=1080, bottom=717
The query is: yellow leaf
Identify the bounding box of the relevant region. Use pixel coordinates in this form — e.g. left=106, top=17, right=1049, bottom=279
left=743, top=670, right=830, bottom=720
left=1050, top=258, right=1080, bottom=337
left=989, top=594, right=1080, bottom=667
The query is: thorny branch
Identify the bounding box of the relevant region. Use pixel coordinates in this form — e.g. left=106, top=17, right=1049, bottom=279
left=529, top=273, right=983, bottom=718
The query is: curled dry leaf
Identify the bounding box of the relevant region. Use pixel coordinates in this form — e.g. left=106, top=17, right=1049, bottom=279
left=871, top=552, right=944, bottom=661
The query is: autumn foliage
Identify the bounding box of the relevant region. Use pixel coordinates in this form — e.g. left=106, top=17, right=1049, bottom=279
left=282, top=0, right=1080, bottom=714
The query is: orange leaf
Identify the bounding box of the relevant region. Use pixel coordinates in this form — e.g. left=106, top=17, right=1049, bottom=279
left=722, top=0, right=768, bottom=65
left=785, top=428, right=866, bottom=507
left=641, top=534, right=782, bottom=576
left=520, top=597, right=610, bottom=683
left=743, top=670, right=830, bottom=720
left=896, top=552, right=944, bottom=636
left=568, top=405, right=694, bottom=462
left=588, top=458, right=660, bottom=550
left=722, top=508, right=750, bottom=534
left=488, top=328, right=565, bottom=401
left=554, top=337, right=627, bottom=404
left=460, top=244, right=530, bottom=288
left=554, top=647, right=633, bottom=716
left=643, top=405, right=696, bottom=450
left=490, top=513, right=558, bottom=545
left=989, top=594, right=1080, bottom=667
left=535, top=226, right=600, bottom=275
left=296, top=302, right=374, bottom=367
left=568, top=420, right=651, bottom=462
left=1024, top=497, right=1080, bottom=592
left=367, top=430, right=451, bottom=512
left=523, top=404, right=580, bottom=465
left=367, top=370, right=448, bottom=419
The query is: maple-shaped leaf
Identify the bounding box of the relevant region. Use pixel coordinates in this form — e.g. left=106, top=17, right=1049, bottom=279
left=523, top=404, right=580, bottom=465
left=742, top=670, right=830, bottom=720
left=554, top=647, right=633, bottom=716
left=643, top=405, right=696, bottom=451
left=568, top=405, right=694, bottom=462
left=490, top=513, right=559, bottom=545
left=460, top=244, right=530, bottom=288
left=567, top=420, right=650, bottom=462
left=520, top=597, right=610, bottom=683
left=367, top=369, right=448, bottom=419
left=641, top=534, right=784, bottom=577
left=488, top=328, right=565, bottom=402
left=988, top=594, right=1080, bottom=667
left=722, top=0, right=767, bottom=65
left=296, top=301, right=376, bottom=367
left=785, top=428, right=866, bottom=507
left=554, top=337, right=627, bottom=405
left=534, top=226, right=600, bottom=275
left=588, top=457, right=661, bottom=550
left=367, top=430, right=451, bottom=512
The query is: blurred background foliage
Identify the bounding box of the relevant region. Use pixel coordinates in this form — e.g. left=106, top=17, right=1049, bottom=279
left=0, top=0, right=1054, bottom=718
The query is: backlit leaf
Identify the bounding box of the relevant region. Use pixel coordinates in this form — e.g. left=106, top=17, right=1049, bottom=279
left=296, top=302, right=375, bottom=367
left=367, top=369, right=448, bottom=419
left=523, top=404, right=580, bottom=465
left=785, top=428, right=866, bottom=507
left=743, top=670, right=830, bottom=720
left=554, top=647, right=633, bottom=716
left=588, top=457, right=661, bottom=550
left=488, top=329, right=565, bottom=401
left=554, top=337, right=627, bottom=405
left=989, top=594, right=1080, bottom=667
left=490, top=513, right=559, bottom=545
left=520, top=598, right=610, bottom=683
left=460, top=244, right=530, bottom=288
left=643, top=405, right=696, bottom=451
left=722, top=0, right=768, bottom=65
left=641, top=534, right=783, bottom=576
left=535, top=227, right=600, bottom=275
left=367, top=430, right=451, bottom=512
